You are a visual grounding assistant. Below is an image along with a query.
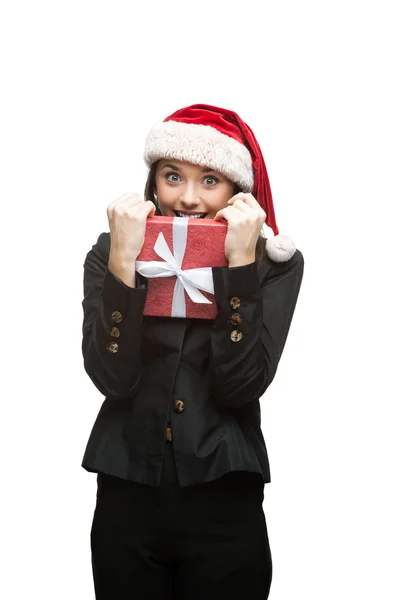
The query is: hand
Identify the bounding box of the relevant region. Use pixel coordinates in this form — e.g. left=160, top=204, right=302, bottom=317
left=214, top=193, right=266, bottom=266
left=107, top=193, right=156, bottom=264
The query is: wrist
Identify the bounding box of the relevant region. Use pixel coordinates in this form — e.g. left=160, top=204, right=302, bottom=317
left=228, top=253, right=256, bottom=268
left=108, top=254, right=136, bottom=288
left=109, top=248, right=138, bottom=268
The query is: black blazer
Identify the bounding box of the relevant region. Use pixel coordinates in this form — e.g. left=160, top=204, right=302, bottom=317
left=81, top=231, right=304, bottom=487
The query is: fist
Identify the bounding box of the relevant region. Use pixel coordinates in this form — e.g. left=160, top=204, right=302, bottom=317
left=214, top=193, right=266, bottom=266
left=107, top=193, right=156, bottom=262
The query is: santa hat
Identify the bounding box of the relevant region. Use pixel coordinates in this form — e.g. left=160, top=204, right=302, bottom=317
left=143, top=103, right=295, bottom=262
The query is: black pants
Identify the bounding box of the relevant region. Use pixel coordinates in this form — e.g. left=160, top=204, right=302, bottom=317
left=90, top=441, right=272, bottom=599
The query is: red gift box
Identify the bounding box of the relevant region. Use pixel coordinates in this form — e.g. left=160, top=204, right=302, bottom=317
left=135, top=216, right=228, bottom=319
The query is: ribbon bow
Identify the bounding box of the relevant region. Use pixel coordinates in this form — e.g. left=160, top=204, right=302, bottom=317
left=135, top=217, right=215, bottom=318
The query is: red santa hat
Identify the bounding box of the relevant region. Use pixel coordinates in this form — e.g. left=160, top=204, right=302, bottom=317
left=143, top=103, right=295, bottom=262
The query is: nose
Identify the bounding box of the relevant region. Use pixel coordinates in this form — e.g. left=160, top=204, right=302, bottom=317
left=179, top=184, right=201, bottom=209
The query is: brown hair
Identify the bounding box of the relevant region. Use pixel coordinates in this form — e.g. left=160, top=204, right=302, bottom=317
left=144, top=161, right=265, bottom=268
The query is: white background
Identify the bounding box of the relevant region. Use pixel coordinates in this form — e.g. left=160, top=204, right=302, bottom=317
left=1, top=1, right=398, bottom=598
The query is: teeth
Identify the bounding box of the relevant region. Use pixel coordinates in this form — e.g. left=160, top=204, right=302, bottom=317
left=176, top=211, right=206, bottom=218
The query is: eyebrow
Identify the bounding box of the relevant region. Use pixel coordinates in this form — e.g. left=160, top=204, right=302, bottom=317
left=160, top=162, right=217, bottom=174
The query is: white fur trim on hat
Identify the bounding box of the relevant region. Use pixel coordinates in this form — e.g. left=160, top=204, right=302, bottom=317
left=144, top=121, right=254, bottom=192
left=265, top=234, right=296, bottom=262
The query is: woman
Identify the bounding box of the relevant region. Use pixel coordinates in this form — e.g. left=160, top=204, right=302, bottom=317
left=81, top=104, right=304, bottom=599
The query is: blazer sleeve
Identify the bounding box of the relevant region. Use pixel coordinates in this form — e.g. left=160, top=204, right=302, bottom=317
left=210, top=248, right=304, bottom=409
left=82, top=232, right=148, bottom=400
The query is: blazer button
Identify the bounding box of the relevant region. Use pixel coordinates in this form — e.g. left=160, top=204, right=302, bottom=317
left=111, top=311, right=122, bottom=323
left=230, top=330, right=243, bottom=342
left=230, top=297, right=241, bottom=310
left=107, top=341, right=119, bottom=353
left=173, top=399, right=185, bottom=413
left=230, top=313, right=243, bottom=326
left=110, top=326, right=120, bottom=338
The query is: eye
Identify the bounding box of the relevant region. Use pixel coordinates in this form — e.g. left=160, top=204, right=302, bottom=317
left=203, top=176, right=219, bottom=186
left=164, top=172, right=219, bottom=185
left=165, top=172, right=181, bottom=182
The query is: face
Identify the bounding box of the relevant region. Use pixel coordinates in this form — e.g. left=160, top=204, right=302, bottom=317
left=154, top=159, right=237, bottom=219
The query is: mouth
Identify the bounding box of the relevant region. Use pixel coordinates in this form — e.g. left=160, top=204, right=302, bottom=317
left=174, top=211, right=207, bottom=219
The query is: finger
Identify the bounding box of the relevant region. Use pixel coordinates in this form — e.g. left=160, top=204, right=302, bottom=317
left=227, top=192, right=253, bottom=204
left=213, top=207, right=229, bottom=221
left=108, top=194, right=144, bottom=217
left=109, top=192, right=133, bottom=206
left=144, top=201, right=156, bottom=217
left=227, top=198, right=255, bottom=213
left=217, top=202, right=254, bottom=218
left=127, top=200, right=156, bottom=219
left=214, top=206, right=242, bottom=222
left=119, top=193, right=143, bottom=208
left=227, top=193, right=255, bottom=207
left=107, top=193, right=139, bottom=210
left=227, top=192, right=245, bottom=200
left=109, top=192, right=140, bottom=207
left=226, top=199, right=265, bottom=226
left=227, top=193, right=265, bottom=216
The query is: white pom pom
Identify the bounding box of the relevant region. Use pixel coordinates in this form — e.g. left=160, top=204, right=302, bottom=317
left=265, top=234, right=296, bottom=262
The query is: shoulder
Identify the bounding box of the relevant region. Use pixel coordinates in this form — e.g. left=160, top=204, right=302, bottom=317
left=83, top=232, right=111, bottom=269
left=88, top=231, right=110, bottom=258
left=260, top=238, right=304, bottom=284
left=93, top=231, right=111, bottom=254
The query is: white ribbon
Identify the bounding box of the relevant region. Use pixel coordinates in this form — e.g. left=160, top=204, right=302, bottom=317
left=135, top=217, right=215, bottom=318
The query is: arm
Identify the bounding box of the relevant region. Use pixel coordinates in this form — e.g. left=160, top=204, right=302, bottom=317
left=210, top=248, right=304, bottom=409
left=82, top=232, right=148, bottom=400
